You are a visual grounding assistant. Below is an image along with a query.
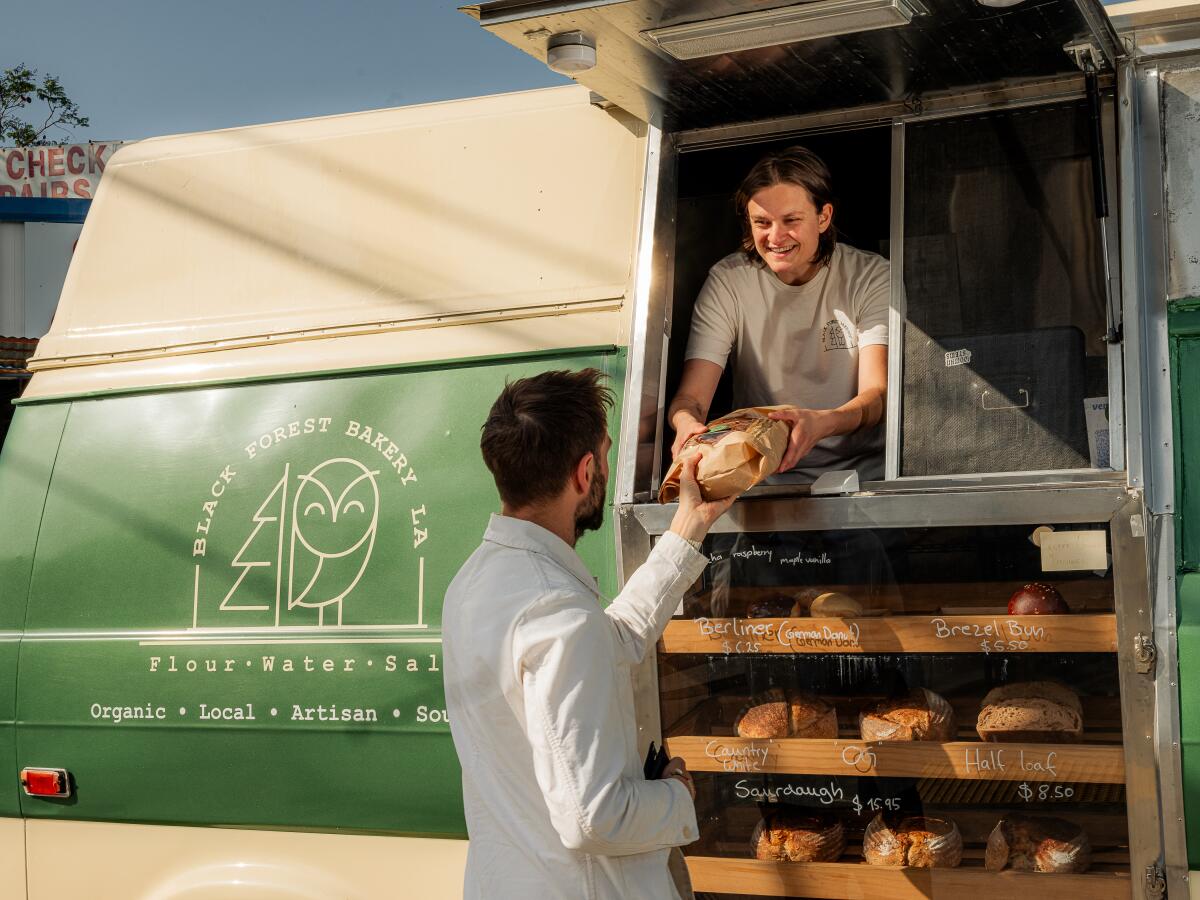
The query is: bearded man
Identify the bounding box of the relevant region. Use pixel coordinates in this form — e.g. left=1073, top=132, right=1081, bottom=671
left=442, top=368, right=737, bottom=900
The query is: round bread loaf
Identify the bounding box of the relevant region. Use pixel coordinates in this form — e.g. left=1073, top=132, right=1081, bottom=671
left=736, top=689, right=838, bottom=739
left=984, top=814, right=1091, bottom=874
left=977, top=681, right=1083, bottom=742
left=859, top=688, right=956, bottom=742
left=809, top=592, right=863, bottom=617
left=863, top=814, right=963, bottom=868
left=751, top=809, right=846, bottom=862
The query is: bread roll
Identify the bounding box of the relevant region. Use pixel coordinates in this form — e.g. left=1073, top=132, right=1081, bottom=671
left=736, top=689, right=838, bottom=739
left=751, top=809, right=846, bottom=862
left=809, top=592, right=863, bottom=617
left=863, top=814, right=962, bottom=868
left=860, top=688, right=956, bottom=742
left=984, top=815, right=1091, bottom=874
left=977, top=681, right=1082, bottom=742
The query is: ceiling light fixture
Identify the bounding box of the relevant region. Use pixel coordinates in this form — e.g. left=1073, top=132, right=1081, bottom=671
left=546, top=31, right=597, bottom=74
left=642, top=0, right=928, bottom=61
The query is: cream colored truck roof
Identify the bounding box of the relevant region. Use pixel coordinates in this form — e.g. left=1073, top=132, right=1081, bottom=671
left=25, top=85, right=648, bottom=399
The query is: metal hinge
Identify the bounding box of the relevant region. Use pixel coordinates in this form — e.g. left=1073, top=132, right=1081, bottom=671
left=1134, top=632, right=1157, bottom=676
left=1065, top=40, right=1104, bottom=73
left=1145, top=862, right=1166, bottom=900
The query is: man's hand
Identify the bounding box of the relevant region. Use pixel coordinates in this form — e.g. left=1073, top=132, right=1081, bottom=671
left=661, top=757, right=695, bottom=801
left=669, top=454, right=738, bottom=544
left=670, top=418, right=708, bottom=460
left=768, top=406, right=832, bottom=473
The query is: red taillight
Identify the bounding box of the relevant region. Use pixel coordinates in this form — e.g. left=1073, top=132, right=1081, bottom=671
left=20, top=768, right=71, bottom=798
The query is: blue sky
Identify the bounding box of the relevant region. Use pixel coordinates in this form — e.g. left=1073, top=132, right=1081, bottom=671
left=2, top=2, right=568, bottom=142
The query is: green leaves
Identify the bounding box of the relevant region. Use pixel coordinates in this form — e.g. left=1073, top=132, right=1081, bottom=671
left=1, top=63, right=89, bottom=147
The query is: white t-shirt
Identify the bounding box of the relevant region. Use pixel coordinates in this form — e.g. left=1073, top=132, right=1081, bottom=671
left=684, top=243, right=890, bottom=481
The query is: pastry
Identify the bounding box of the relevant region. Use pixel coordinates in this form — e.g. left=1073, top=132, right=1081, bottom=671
left=809, top=592, right=862, bottom=617
left=736, top=689, right=838, bottom=739
left=751, top=809, right=846, bottom=862
left=984, top=815, right=1091, bottom=873
left=1008, top=582, right=1070, bottom=615
left=745, top=595, right=793, bottom=618
left=863, top=814, right=963, bottom=868
left=860, top=688, right=956, bottom=742
left=977, top=681, right=1083, bottom=742
left=789, top=587, right=823, bottom=617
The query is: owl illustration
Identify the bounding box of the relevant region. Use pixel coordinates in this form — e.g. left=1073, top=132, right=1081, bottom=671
left=287, top=458, right=381, bottom=626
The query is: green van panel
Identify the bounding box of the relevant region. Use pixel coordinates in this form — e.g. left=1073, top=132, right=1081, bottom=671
left=0, top=404, right=70, bottom=818
left=1171, top=301, right=1200, bottom=862
left=14, top=349, right=623, bottom=833
left=1175, top=307, right=1200, bottom=572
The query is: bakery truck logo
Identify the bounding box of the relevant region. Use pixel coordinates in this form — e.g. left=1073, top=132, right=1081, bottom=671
left=821, top=314, right=858, bottom=351
left=188, top=416, right=428, bottom=630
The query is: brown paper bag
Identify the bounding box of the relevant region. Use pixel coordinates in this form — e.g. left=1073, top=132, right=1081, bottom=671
left=658, top=406, right=790, bottom=503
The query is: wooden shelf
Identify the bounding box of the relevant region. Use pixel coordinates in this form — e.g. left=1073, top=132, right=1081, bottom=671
left=685, top=856, right=1130, bottom=899
left=666, top=736, right=1125, bottom=783
left=660, top=614, right=1116, bottom=655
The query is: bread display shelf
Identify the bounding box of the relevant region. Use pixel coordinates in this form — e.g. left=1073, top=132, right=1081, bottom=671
left=660, top=614, right=1116, bottom=655
left=666, top=736, right=1124, bottom=783
left=684, top=855, right=1130, bottom=899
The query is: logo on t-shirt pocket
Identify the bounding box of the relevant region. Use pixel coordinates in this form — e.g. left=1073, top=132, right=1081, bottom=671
left=821, top=317, right=858, bottom=351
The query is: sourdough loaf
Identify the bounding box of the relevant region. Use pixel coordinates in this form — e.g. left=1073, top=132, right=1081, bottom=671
left=977, top=681, right=1083, bottom=742
left=862, top=814, right=963, bottom=868
left=751, top=809, right=846, bottom=863
left=859, top=688, right=956, bottom=742
left=984, top=814, right=1091, bottom=874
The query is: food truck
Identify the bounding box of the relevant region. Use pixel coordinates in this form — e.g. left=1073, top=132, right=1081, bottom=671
left=0, top=0, right=1198, bottom=897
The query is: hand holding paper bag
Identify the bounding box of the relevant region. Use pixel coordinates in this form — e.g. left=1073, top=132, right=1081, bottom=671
left=658, top=406, right=791, bottom=504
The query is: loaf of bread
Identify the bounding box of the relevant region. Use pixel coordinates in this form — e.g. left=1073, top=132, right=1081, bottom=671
left=860, top=688, right=956, bottom=742
left=808, top=592, right=863, bottom=617
left=984, top=815, right=1091, bottom=874
left=1008, top=582, right=1070, bottom=615
left=736, top=689, right=838, bottom=740
left=976, top=681, right=1083, bottom=742
left=751, top=809, right=846, bottom=862
left=863, top=814, right=963, bottom=868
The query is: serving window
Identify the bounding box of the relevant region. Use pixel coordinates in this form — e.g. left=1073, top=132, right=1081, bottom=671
left=660, top=97, right=1121, bottom=489
left=654, top=517, right=1132, bottom=899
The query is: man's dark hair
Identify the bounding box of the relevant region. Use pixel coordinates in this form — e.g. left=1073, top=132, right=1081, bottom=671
left=734, top=144, right=838, bottom=268
left=481, top=368, right=614, bottom=509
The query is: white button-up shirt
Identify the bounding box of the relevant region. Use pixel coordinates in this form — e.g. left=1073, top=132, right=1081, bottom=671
left=443, top=514, right=708, bottom=899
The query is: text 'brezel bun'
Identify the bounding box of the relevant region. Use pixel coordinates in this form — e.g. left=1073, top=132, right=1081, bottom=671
left=860, top=688, right=956, bottom=742
left=976, top=681, right=1083, bottom=742
left=1008, top=582, right=1070, bottom=615
left=985, top=814, right=1091, bottom=874
left=863, top=814, right=963, bottom=868
left=735, top=688, right=838, bottom=740
left=751, top=809, right=846, bottom=862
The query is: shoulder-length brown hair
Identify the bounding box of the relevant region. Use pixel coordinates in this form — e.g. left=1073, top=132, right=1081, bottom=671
left=734, top=145, right=838, bottom=268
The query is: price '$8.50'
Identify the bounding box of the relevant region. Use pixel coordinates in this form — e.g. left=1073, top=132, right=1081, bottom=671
left=1017, top=782, right=1076, bottom=802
